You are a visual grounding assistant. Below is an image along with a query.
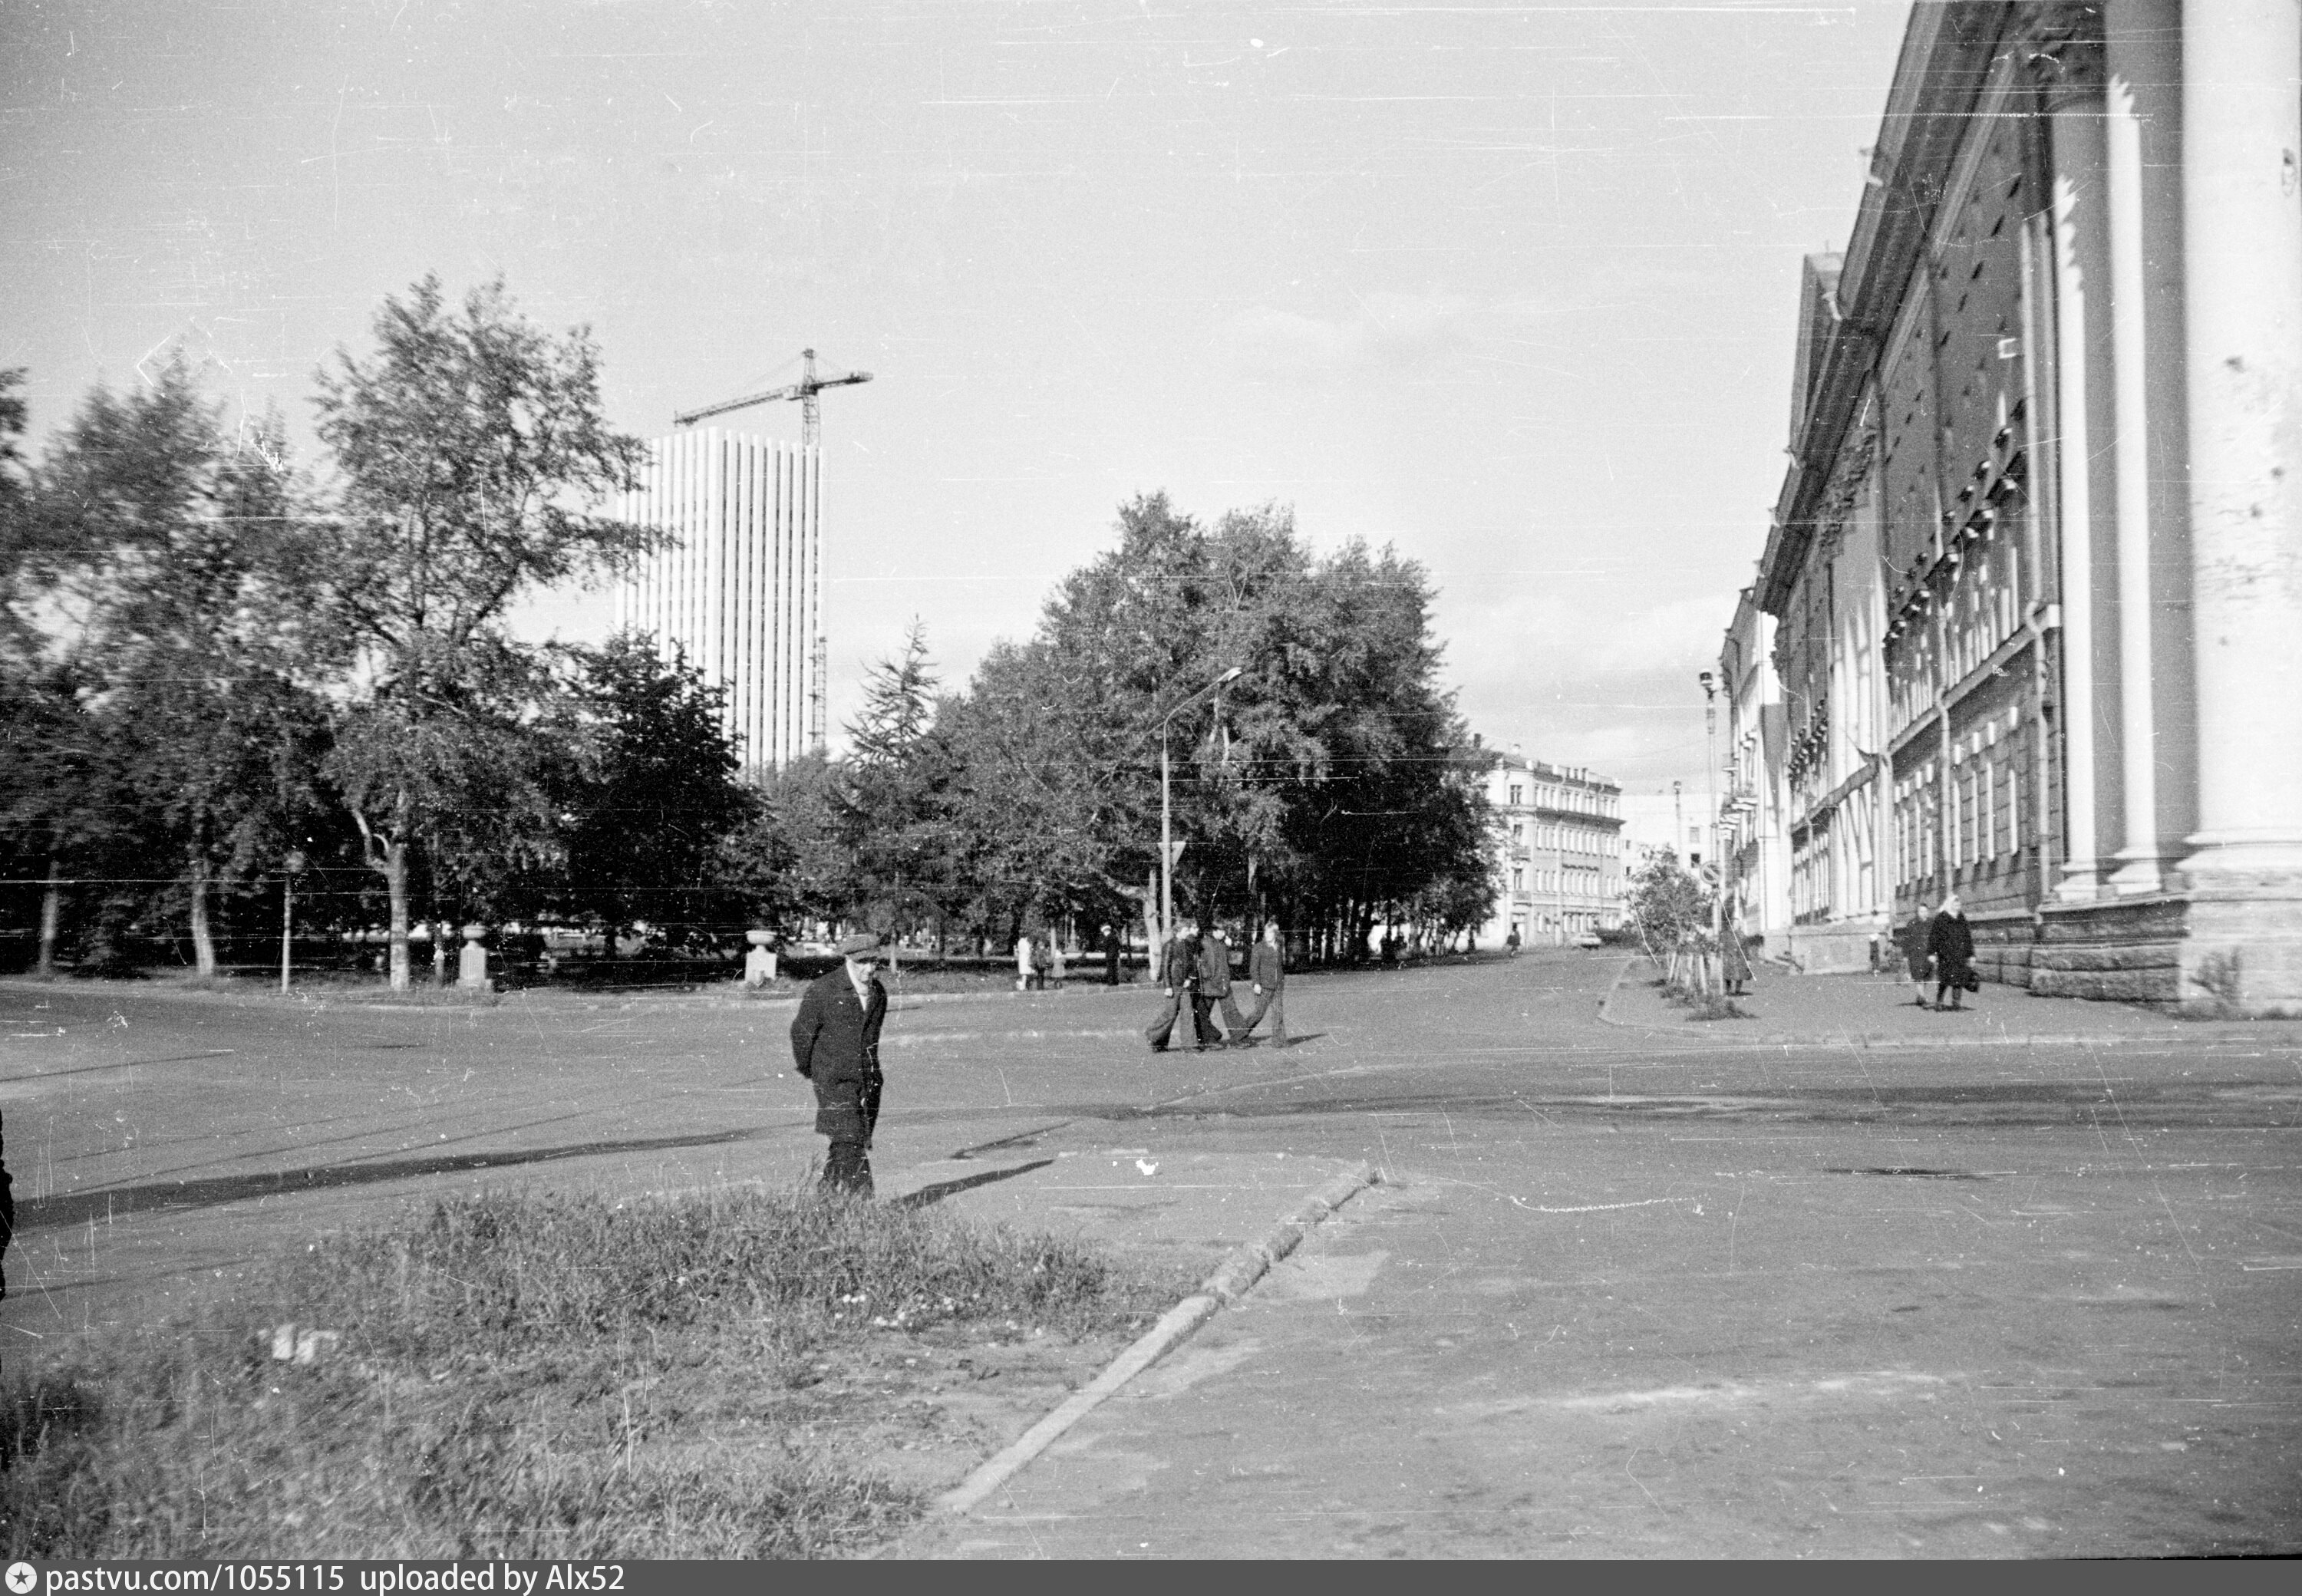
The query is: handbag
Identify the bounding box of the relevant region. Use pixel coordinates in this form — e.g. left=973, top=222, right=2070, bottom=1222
left=1959, top=968, right=1981, bottom=993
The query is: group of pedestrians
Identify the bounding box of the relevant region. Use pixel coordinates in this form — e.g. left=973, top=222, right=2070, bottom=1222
left=1895, top=892, right=1979, bottom=1011
left=1145, top=921, right=1288, bottom=1051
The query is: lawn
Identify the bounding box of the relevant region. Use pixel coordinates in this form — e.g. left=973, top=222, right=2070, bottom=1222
left=0, top=1185, right=1193, bottom=1558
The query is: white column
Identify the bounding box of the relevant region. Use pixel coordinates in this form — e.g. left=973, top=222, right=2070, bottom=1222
left=2180, top=0, right=2302, bottom=883
left=2043, top=32, right=2125, bottom=899
left=2105, top=0, right=2198, bottom=895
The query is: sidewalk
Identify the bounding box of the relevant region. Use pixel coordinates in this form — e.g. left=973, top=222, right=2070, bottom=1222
left=1598, top=955, right=2302, bottom=1049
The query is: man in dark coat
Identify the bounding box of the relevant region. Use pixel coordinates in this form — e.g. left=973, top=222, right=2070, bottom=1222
left=1235, top=921, right=1289, bottom=1046
left=1195, top=923, right=1242, bottom=1049
left=1, top=1110, right=13, bottom=1300
left=790, top=932, right=889, bottom=1195
left=1144, top=928, right=1200, bottom=1051
left=1928, top=892, right=1977, bottom=1011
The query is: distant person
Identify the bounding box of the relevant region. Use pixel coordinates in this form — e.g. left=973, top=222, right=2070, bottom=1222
left=790, top=932, right=890, bottom=1197
left=1015, top=933, right=1034, bottom=992
left=1719, top=906, right=1753, bottom=998
left=1047, top=938, right=1066, bottom=991
left=1897, top=899, right=1936, bottom=1007
left=1032, top=934, right=1054, bottom=991
left=1144, top=928, right=1199, bottom=1052
left=1928, top=893, right=1977, bottom=1011
left=1, top=1109, right=13, bottom=1300
left=1198, top=923, right=1245, bottom=1047
left=1506, top=928, right=1521, bottom=958
left=1235, top=921, right=1290, bottom=1047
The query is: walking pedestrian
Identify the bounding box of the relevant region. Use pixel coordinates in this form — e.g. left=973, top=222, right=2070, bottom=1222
left=1897, top=899, right=1936, bottom=1007
left=1235, top=921, right=1290, bottom=1046
left=1506, top=927, right=1521, bottom=958
left=1928, top=892, right=1977, bottom=1011
left=1, top=1109, right=13, bottom=1301
left=790, top=932, right=889, bottom=1197
left=1197, top=922, right=1246, bottom=1047
left=1143, top=926, right=1199, bottom=1051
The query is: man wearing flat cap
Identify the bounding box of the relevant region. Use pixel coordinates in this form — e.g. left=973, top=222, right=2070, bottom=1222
left=790, top=932, right=890, bottom=1195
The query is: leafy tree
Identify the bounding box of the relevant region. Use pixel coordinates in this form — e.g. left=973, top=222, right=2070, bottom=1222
left=560, top=631, right=758, bottom=952
left=931, top=495, right=1492, bottom=964
left=16, top=354, right=331, bottom=975
left=833, top=621, right=960, bottom=942
left=1624, top=852, right=1707, bottom=958
left=310, top=275, right=654, bottom=988
left=723, top=750, right=845, bottom=935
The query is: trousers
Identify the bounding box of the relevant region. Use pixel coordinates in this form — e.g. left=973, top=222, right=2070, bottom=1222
left=821, top=1137, right=874, bottom=1196
left=1238, top=985, right=1287, bottom=1042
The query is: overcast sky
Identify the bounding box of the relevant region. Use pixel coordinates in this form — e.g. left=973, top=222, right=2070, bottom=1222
left=1, top=0, right=1911, bottom=794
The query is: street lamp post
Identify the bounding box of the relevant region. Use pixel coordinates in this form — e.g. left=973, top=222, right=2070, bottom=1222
left=1698, top=671, right=1722, bottom=963
left=280, top=848, right=307, bottom=994
left=1156, top=666, right=1243, bottom=957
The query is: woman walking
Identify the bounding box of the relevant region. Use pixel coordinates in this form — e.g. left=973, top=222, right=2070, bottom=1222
left=1897, top=899, right=1936, bottom=1007
left=1928, top=893, right=1977, bottom=1011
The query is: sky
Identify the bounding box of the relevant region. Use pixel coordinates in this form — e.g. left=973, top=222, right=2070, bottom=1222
left=0, top=0, right=1914, bottom=796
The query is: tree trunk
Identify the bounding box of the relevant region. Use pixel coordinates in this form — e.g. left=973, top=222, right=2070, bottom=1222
left=37, top=851, right=63, bottom=978
left=187, top=849, right=217, bottom=978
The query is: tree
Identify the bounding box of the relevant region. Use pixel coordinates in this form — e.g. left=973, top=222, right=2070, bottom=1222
left=930, top=495, right=1492, bottom=964
left=833, top=621, right=960, bottom=941
left=560, top=631, right=758, bottom=952
left=17, top=354, right=331, bottom=976
left=1624, top=852, right=1707, bottom=959
left=311, top=275, right=655, bottom=988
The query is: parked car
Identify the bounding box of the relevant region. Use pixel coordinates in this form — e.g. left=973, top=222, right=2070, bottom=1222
left=1575, top=930, right=1603, bottom=949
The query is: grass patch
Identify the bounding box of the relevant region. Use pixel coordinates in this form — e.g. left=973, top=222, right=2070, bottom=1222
left=0, top=1186, right=1189, bottom=1559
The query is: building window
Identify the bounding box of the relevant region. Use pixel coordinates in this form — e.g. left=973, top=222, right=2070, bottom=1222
left=1512, top=866, right=1525, bottom=892
left=1509, top=784, right=1522, bottom=806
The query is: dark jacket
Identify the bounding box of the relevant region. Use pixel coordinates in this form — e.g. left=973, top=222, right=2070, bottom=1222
left=1196, top=934, right=1234, bottom=997
left=1248, top=939, right=1284, bottom=991
left=1928, top=911, right=1975, bottom=973
left=1897, top=912, right=1934, bottom=978
left=1161, top=935, right=1197, bottom=989
left=790, top=965, right=888, bottom=1142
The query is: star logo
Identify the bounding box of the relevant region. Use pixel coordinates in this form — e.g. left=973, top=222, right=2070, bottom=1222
left=6, top=1561, right=38, bottom=1594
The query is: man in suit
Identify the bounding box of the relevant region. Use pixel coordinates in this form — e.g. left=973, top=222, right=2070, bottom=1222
left=1234, top=921, right=1288, bottom=1046
left=1144, top=927, right=1199, bottom=1051
left=790, top=932, right=890, bottom=1196
left=1195, top=922, right=1242, bottom=1049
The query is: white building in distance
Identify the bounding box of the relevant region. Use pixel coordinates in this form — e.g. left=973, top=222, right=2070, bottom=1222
left=615, top=428, right=823, bottom=770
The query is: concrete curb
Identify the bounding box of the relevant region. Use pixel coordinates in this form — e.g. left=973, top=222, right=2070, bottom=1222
left=935, top=1159, right=1379, bottom=1518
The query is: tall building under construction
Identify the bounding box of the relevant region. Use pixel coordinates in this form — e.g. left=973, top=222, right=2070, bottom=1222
left=614, top=428, right=823, bottom=770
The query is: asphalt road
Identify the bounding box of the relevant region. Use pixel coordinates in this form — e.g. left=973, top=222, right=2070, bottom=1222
left=4, top=955, right=2298, bottom=1558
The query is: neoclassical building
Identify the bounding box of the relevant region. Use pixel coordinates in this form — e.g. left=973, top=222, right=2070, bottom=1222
left=1749, top=1, right=2302, bottom=1009
left=1481, top=753, right=1625, bottom=946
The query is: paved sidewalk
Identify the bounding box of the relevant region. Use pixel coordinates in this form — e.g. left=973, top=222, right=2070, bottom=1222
left=1598, top=955, right=2302, bottom=1049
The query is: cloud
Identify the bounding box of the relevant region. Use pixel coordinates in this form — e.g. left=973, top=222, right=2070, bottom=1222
left=1220, top=289, right=1550, bottom=383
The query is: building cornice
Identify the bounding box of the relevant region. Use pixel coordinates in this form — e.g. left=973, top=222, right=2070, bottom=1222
left=1761, top=2, right=2016, bottom=618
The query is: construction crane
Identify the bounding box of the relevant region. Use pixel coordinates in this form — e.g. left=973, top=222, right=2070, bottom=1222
left=672, top=348, right=872, bottom=447
left=671, top=349, right=872, bottom=756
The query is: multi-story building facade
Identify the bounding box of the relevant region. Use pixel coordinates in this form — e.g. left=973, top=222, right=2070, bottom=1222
left=1720, top=588, right=1792, bottom=957
left=1620, top=789, right=1719, bottom=875
left=615, top=427, right=825, bottom=770
left=1482, top=752, right=1625, bottom=946
left=1750, top=1, right=2302, bottom=1011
